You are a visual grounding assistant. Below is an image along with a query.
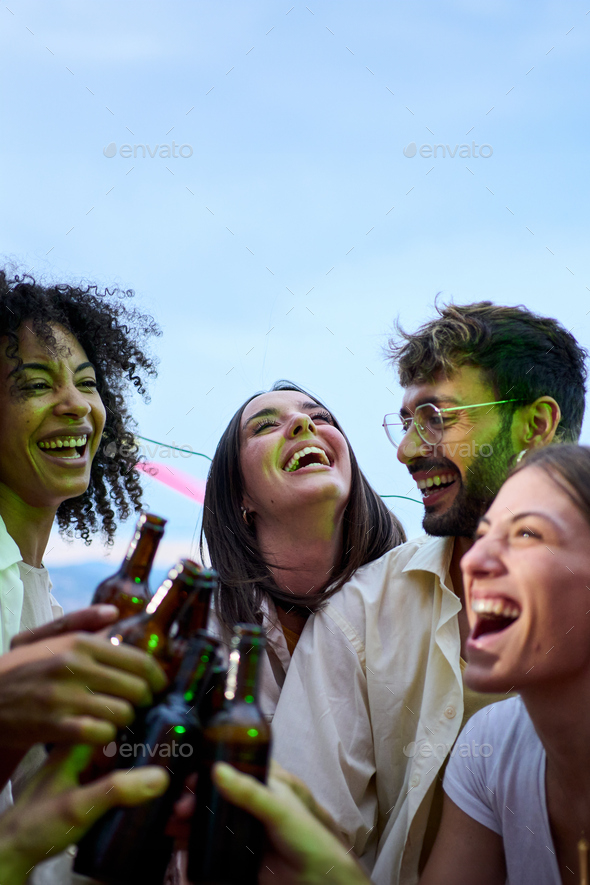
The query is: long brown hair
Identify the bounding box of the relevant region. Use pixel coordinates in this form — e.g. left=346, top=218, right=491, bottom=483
left=512, top=445, right=590, bottom=523
left=201, top=381, right=406, bottom=630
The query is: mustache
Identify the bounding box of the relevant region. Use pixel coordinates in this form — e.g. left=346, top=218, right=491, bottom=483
left=408, top=457, right=461, bottom=476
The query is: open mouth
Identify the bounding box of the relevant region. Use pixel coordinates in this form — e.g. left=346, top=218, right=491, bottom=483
left=283, top=446, right=331, bottom=473
left=37, top=434, right=89, bottom=461
left=415, top=472, right=458, bottom=499
left=471, top=597, right=521, bottom=640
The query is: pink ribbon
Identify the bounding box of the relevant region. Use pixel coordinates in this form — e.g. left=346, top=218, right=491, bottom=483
left=135, top=461, right=206, bottom=504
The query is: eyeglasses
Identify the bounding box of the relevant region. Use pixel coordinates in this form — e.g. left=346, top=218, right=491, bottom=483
left=382, top=399, right=521, bottom=449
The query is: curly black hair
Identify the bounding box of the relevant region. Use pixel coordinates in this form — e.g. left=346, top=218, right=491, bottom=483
left=0, top=269, right=161, bottom=544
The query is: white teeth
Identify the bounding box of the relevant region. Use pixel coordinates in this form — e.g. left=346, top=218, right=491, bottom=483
left=38, top=434, right=88, bottom=451
left=472, top=598, right=520, bottom=620
left=416, top=473, right=457, bottom=491
left=284, top=446, right=330, bottom=472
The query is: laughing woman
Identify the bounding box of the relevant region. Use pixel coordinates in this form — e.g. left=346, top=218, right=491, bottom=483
left=419, top=443, right=590, bottom=885
left=202, top=381, right=406, bottom=718
left=0, top=270, right=161, bottom=883
left=0, top=270, right=160, bottom=650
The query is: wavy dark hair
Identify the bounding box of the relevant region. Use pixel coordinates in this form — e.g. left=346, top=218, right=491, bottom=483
left=0, top=270, right=161, bottom=543
left=388, top=301, right=587, bottom=442
left=201, top=380, right=406, bottom=630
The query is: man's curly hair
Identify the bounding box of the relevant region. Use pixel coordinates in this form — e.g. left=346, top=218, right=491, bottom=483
left=0, top=270, right=161, bottom=544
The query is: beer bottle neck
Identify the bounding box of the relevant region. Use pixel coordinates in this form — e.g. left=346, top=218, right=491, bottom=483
left=225, top=641, right=263, bottom=705
left=120, top=526, right=163, bottom=582
left=174, top=638, right=218, bottom=704
left=145, top=581, right=188, bottom=634
left=176, top=586, right=213, bottom=637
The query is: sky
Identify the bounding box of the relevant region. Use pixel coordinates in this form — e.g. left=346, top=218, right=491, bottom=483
left=2, top=0, right=590, bottom=586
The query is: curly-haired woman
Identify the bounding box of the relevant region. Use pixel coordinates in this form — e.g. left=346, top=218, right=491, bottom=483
left=0, top=269, right=160, bottom=649
left=0, top=269, right=161, bottom=884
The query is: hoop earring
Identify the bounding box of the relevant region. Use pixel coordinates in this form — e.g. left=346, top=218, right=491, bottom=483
left=515, top=449, right=528, bottom=465
left=241, top=507, right=252, bottom=526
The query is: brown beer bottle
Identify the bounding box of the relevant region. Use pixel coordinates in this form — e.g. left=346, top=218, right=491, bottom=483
left=108, top=559, right=205, bottom=678
left=162, top=566, right=219, bottom=685
left=171, top=567, right=217, bottom=646
left=92, top=513, right=166, bottom=618
left=198, top=652, right=227, bottom=727
left=187, top=624, right=271, bottom=885
left=75, top=633, right=220, bottom=885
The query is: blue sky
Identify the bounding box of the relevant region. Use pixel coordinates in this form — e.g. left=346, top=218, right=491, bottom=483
left=2, top=0, right=590, bottom=579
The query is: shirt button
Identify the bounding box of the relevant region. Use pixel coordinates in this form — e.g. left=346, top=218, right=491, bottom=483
left=410, top=774, right=421, bottom=788
left=444, top=705, right=456, bottom=719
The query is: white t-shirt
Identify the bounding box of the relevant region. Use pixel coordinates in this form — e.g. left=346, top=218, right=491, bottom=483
left=444, top=696, right=560, bottom=885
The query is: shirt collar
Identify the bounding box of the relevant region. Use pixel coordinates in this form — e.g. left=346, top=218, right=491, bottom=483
left=0, top=514, right=23, bottom=571
left=401, top=534, right=455, bottom=586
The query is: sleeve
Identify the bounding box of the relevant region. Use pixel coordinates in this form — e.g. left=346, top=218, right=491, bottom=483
left=442, top=708, right=502, bottom=836
left=271, top=609, right=378, bottom=858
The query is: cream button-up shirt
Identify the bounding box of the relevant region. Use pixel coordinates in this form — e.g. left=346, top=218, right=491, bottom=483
left=0, top=515, right=26, bottom=654
left=271, top=535, right=464, bottom=885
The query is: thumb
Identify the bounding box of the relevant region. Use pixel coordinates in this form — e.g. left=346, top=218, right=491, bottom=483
left=69, top=766, right=170, bottom=828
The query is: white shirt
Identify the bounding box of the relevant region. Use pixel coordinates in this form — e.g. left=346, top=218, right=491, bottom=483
left=0, top=518, right=70, bottom=884
left=444, top=697, right=560, bottom=885
left=272, top=536, right=464, bottom=885
left=0, top=515, right=26, bottom=653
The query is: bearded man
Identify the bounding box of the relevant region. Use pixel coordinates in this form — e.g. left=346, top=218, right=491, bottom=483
left=271, top=301, right=587, bottom=885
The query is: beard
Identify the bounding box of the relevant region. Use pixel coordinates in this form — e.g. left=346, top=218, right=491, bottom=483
left=422, top=425, right=517, bottom=539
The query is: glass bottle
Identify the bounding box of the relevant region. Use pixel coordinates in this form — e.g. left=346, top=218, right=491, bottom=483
left=169, top=567, right=217, bottom=651
left=74, top=633, right=219, bottom=885
left=187, top=624, right=271, bottom=885
left=108, top=559, right=203, bottom=678
left=92, top=513, right=166, bottom=618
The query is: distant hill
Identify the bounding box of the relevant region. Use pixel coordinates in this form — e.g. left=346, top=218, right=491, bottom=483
left=49, top=563, right=170, bottom=612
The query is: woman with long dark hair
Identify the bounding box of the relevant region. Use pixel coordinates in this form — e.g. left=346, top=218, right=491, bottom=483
left=201, top=381, right=406, bottom=717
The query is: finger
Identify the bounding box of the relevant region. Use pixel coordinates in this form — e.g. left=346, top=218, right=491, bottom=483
left=49, top=716, right=117, bottom=746
left=56, top=686, right=135, bottom=729
left=59, top=656, right=156, bottom=708
left=213, top=763, right=284, bottom=828
left=11, top=606, right=119, bottom=648
left=74, top=636, right=168, bottom=695
left=70, top=766, right=170, bottom=825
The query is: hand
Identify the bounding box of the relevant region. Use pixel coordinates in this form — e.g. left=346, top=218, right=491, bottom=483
left=0, top=631, right=168, bottom=750
left=0, top=744, right=169, bottom=885
left=10, top=605, right=120, bottom=648
left=212, top=761, right=370, bottom=885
